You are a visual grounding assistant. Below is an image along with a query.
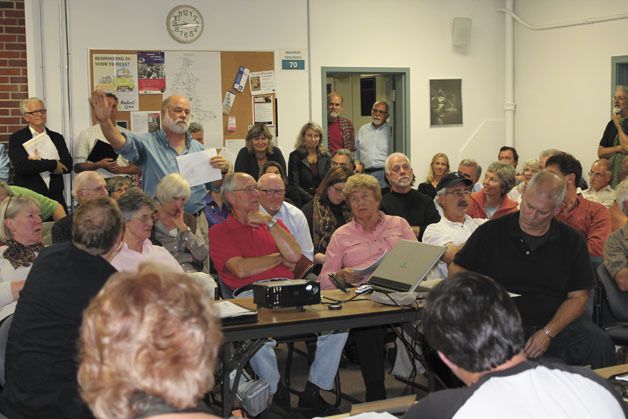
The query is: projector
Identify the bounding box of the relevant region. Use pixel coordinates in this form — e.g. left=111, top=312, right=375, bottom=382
left=252, top=279, right=321, bottom=309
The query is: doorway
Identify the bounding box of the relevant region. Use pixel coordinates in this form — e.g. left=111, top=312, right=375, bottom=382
left=321, top=67, right=411, bottom=157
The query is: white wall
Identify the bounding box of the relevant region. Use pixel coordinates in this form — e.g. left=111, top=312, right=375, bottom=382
left=515, top=0, right=628, bottom=180
left=26, top=0, right=509, bottom=183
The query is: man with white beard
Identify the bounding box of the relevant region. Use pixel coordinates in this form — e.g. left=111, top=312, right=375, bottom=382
left=90, top=91, right=228, bottom=215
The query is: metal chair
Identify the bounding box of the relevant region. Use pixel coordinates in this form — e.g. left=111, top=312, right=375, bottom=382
left=596, top=264, right=628, bottom=345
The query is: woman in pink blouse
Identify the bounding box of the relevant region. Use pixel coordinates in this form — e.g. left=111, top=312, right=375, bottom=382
left=317, top=173, right=416, bottom=402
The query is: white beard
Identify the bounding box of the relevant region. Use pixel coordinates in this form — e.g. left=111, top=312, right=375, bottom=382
left=163, top=113, right=189, bottom=134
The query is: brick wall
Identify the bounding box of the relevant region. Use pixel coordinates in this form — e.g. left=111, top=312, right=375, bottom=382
left=0, top=0, right=26, bottom=144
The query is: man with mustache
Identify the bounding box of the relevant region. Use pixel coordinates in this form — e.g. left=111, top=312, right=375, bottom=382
left=90, top=91, right=228, bottom=249
left=355, top=101, right=393, bottom=188
left=327, top=92, right=355, bottom=154
left=423, top=172, right=486, bottom=279
left=380, top=152, right=440, bottom=240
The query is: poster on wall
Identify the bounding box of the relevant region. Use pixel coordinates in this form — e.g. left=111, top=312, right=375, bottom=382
left=249, top=70, right=275, bottom=95
left=131, top=111, right=161, bottom=134
left=164, top=51, right=223, bottom=148
left=429, top=79, right=462, bottom=126
left=92, top=53, right=139, bottom=111
left=138, top=51, right=166, bottom=94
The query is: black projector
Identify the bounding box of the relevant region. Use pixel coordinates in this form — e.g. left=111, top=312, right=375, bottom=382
left=252, top=279, right=321, bottom=309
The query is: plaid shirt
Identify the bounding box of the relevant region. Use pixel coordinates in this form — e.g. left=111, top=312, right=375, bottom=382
left=331, top=116, right=355, bottom=151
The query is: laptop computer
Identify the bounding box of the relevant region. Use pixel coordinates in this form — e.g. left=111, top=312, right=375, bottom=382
left=366, top=240, right=446, bottom=293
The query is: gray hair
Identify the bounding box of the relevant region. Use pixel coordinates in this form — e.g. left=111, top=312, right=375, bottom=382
left=327, top=92, right=343, bottom=103
left=20, top=97, right=45, bottom=115
left=0, top=196, right=40, bottom=242
left=522, top=159, right=541, bottom=173
left=116, top=188, right=156, bottom=221
left=458, top=158, right=482, bottom=180
left=486, top=161, right=517, bottom=196
left=221, top=172, right=254, bottom=209
left=188, top=122, right=203, bottom=134
left=385, top=152, right=410, bottom=173
left=616, top=85, right=628, bottom=96
left=525, top=171, right=566, bottom=209
left=73, top=171, right=106, bottom=199
left=156, top=173, right=191, bottom=204
left=73, top=197, right=124, bottom=256
left=616, top=179, right=628, bottom=215
left=539, top=148, right=560, bottom=161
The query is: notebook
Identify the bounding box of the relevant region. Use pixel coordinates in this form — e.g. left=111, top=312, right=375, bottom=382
left=366, top=240, right=446, bottom=293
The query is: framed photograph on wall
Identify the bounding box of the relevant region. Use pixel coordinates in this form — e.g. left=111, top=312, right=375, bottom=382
left=429, top=79, right=462, bottom=126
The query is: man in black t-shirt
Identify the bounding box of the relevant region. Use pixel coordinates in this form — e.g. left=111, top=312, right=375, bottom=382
left=451, top=171, right=615, bottom=368
left=597, top=85, right=628, bottom=187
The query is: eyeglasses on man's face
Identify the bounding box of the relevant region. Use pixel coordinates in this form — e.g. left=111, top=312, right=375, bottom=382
left=445, top=189, right=471, bottom=197
left=25, top=109, right=47, bottom=116
left=259, top=188, right=285, bottom=197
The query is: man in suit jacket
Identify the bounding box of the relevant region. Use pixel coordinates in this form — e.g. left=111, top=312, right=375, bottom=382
left=9, top=97, right=72, bottom=208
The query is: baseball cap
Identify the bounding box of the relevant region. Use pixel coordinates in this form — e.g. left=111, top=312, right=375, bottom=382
left=436, top=172, right=473, bottom=192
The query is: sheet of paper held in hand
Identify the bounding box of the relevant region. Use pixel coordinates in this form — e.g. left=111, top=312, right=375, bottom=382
left=352, top=251, right=388, bottom=276
left=22, top=132, right=60, bottom=160
left=176, top=148, right=221, bottom=187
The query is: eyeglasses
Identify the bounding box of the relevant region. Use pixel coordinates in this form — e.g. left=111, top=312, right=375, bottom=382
left=132, top=214, right=155, bottom=224
left=613, top=96, right=627, bottom=101
left=25, top=109, right=47, bottom=116
left=589, top=171, right=609, bottom=178
left=445, top=190, right=471, bottom=197
left=232, top=185, right=258, bottom=193
left=371, top=108, right=388, bottom=115
left=259, top=188, right=285, bottom=197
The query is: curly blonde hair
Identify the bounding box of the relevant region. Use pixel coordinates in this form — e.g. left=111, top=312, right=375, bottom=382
left=78, top=263, right=222, bottom=418
left=344, top=173, right=382, bottom=202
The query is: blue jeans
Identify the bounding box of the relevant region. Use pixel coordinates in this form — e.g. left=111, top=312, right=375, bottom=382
left=239, top=290, right=348, bottom=393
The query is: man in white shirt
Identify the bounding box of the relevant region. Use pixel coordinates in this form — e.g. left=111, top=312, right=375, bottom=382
left=423, top=173, right=486, bottom=279
left=356, top=101, right=393, bottom=188
left=457, top=158, right=482, bottom=193
left=583, top=159, right=615, bottom=208
left=74, top=93, right=138, bottom=178
left=258, top=173, right=314, bottom=262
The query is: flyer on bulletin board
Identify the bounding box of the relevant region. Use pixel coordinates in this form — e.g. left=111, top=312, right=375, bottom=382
left=138, top=51, right=166, bottom=94
left=249, top=70, right=275, bottom=95
left=92, top=53, right=139, bottom=111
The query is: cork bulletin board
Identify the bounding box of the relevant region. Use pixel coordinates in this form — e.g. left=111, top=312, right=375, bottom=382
left=89, top=49, right=275, bottom=147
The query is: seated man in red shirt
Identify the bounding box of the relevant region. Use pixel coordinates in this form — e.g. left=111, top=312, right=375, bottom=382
left=209, top=173, right=347, bottom=415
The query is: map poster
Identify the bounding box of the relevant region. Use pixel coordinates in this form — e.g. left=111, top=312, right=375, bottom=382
left=92, top=53, right=139, bottom=111
left=164, top=51, right=223, bottom=148
left=138, top=51, right=166, bottom=94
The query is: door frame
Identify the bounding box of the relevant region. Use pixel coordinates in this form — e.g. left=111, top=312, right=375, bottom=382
left=321, top=67, right=411, bottom=158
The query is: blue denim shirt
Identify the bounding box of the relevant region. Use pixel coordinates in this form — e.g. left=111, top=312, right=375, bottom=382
left=119, top=129, right=206, bottom=213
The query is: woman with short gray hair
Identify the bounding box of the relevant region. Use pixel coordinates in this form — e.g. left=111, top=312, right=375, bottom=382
left=467, top=161, right=518, bottom=220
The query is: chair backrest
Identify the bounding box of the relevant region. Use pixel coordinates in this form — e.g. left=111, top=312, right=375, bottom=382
left=0, top=314, right=14, bottom=387
left=596, top=264, right=628, bottom=322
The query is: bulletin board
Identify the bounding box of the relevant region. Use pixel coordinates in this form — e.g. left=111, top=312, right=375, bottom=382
left=88, top=49, right=275, bottom=147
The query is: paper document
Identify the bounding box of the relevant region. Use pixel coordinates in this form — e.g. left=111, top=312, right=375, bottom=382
left=214, top=301, right=256, bottom=319
left=176, top=148, right=221, bottom=187
left=353, top=251, right=387, bottom=276
left=22, top=132, right=60, bottom=160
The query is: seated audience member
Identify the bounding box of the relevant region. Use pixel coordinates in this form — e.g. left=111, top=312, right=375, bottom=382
left=78, top=263, right=221, bottom=419
left=203, top=174, right=229, bottom=230
left=258, top=173, right=314, bottom=262
left=52, top=171, right=108, bottom=243
left=418, top=153, right=450, bottom=199
left=381, top=152, right=440, bottom=240
left=457, top=158, right=482, bottom=192
left=330, top=148, right=355, bottom=171
left=318, top=174, right=416, bottom=401
left=106, top=175, right=132, bottom=200
left=74, top=92, right=138, bottom=177
left=508, top=159, right=541, bottom=204
left=539, top=148, right=560, bottom=169
left=261, top=160, right=312, bottom=207
left=597, top=85, right=628, bottom=187
left=0, top=196, right=43, bottom=309
left=604, top=179, right=628, bottom=291
left=423, top=173, right=486, bottom=279
left=622, top=155, right=628, bottom=183
left=545, top=152, right=611, bottom=259
left=0, top=181, right=65, bottom=221
left=288, top=122, right=331, bottom=196
left=188, top=121, right=204, bottom=144
left=354, top=159, right=365, bottom=174
left=154, top=173, right=209, bottom=273
left=235, top=123, right=286, bottom=181
left=301, top=165, right=353, bottom=267
left=583, top=158, right=615, bottom=208
left=452, top=171, right=616, bottom=368
left=111, top=188, right=182, bottom=273
left=209, top=172, right=346, bottom=415
left=498, top=145, right=519, bottom=168
left=0, top=198, right=123, bottom=417
left=467, top=161, right=517, bottom=220
left=403, top=272, right=627, bottom=419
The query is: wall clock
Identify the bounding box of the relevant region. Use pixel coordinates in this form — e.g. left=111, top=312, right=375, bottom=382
left=166, top=5, right=204, bottom=44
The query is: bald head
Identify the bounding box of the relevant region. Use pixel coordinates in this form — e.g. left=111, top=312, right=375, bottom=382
left=258, top=173, right=286, bottom=215
left=73, top=171, right=108, bottom=203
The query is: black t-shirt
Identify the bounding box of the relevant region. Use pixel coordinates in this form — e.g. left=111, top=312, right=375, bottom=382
left=417, top=182, right=437, bottom=199
left=380, top=189, right=440, bottom=241
left=599, top=119, right=628, bottom=147
left=453, top=212, right=593, bottom=327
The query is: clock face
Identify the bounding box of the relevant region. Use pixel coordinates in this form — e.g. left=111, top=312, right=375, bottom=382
left=166, top=5, right=204, bottom=44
